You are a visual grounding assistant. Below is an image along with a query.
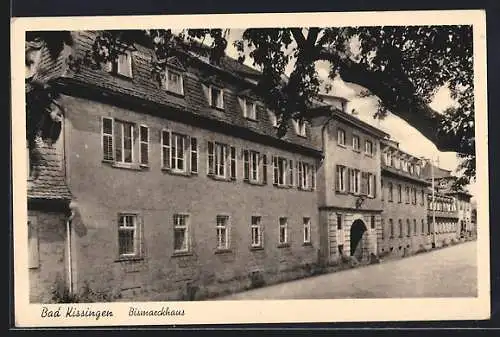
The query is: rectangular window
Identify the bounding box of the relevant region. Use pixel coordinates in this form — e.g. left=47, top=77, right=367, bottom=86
left=173, top=214, right=189, bottom=253
left=381, top=180, right=384, bottom=201
left=250, top=151, right=259, bottom=182
left=413, top=219, right=417, bottom=235
left=190, top=137, right=198, bottom=173
left=28, top=216, right=39, bottom=269
left=352, top=135, right=360, bottom=151
left=421, top=219, right=425, bottom=235
left=335, top=165, right=346, bottom=192
left=303, top=217, right=311, bottom=244
left=381, top=219, right=385, bottom=240
left=230, top=146, right=237, bottom=180
left=294, top=120, right=307, bottom=137
left=107, top=51, right=133, bottom=78
left=164, top=69, right=184, bottom=95
left=371, top=216, right=375, bottom=229
left=139, top=125, right=149, bottom=166
left=337, top=214, right=343, bottom=230
left=405, top=186, right=410, bottom=204
left=413, top=188, right=417, bottom=205
left=243, top=99, right=257, bottom=120
left=389, top=219, right=394, bottom=238
left=216, top=215, right=230, bottom=250
left=398, top=219, right=403, bottom=238
left=353, top=169, right=360, bottom=194
left=279, top=217, right=288, bottom=244
left=361, top=172, right=369, bottom=195
left=262, top=154, right=267, bottom=184
left=268, top=109, right=279, bottom=127
left=251, top=216, right=263, bottom=248
left=272, top=156, right=288, bottom=186
left=102, top=117, right=114, bottom=161
left=288, top=160, right=294, bottom=187
left=337, top=128, right=346, bottom=146
left=365, top=140, right=374, bottom=155
left=210, top=86, right=224, bottom=109
left=118, top=214, right=140, bottom=258
left=398, top=184, right=402, bottom=203
left=421, top=190, right=425, bottom=206
left=298, top=161, right=311, bottom=190
left=388, top=182, right=393, bottom=202
left=171, top=133, right=187, bottom=172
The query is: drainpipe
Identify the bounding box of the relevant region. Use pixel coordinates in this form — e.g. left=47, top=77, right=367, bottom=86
left=67, top=201, right=77, bottom=294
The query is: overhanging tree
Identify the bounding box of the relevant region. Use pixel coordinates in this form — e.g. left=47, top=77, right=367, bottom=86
left=24, top=26, right=475, bottom=188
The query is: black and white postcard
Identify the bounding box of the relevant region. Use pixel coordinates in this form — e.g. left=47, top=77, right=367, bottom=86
left=11, top=10, right=490, bottom=326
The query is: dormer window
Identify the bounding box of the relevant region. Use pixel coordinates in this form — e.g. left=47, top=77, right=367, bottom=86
left=293, top=119, right=307, bottom=137
left=209, top=86, right=224, bottom=110
left=163, top=69, right=184, bottom=96
left=268, top=110, right=282, bottom=128
left=106, top=50, right=133, bottom=78
left=242, top=98, right=257, bottom=120
left=415, top=165, right=421, bottom=176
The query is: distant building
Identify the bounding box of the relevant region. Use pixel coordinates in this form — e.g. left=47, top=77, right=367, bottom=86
left=426, top=188, right=460, bottom=247
left=379, top=139, right=431, bottom=256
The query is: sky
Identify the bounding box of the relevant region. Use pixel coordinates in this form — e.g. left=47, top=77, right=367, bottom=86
left=204, top=29, right=477, bottom=199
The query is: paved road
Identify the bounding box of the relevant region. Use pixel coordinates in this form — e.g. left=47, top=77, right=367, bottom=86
left=218, top=241, right=477, bottom=300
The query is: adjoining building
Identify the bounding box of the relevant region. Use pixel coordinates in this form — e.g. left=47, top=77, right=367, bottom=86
left=421, top=163, right=473, bottom=240
left=27, top=31, right=322, bottom=302
left=309, top=97, right=389, bottom=265
left=378, top=139, right=431, bottom=256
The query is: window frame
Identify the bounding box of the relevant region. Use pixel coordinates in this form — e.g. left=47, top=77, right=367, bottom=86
left=337, top=128, right=346, bottom=146
left=114, top=119, right=135, bottom=165
left=365, top=140, right=374, bottom=156
left=173, top=213, right=190, bottom=254
left=242, top=98, right=257, bottom=120
left=117, top=213, right=141, bottom=259
left=216, top=215, right=230, bottom=251
left=303, top=217, right=312, bottom=244
left=209, top=85, right=225, bottom=110
left=163, top=68, right=184, bottom=96
left=352, top=134, right=360, bottom=151
left=251, top=216, right=263, bottom=248
left=139, top=124, right=149, bottom=167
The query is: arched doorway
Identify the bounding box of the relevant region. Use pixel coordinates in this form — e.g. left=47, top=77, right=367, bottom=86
left=350, top=219, right=368, bottom=261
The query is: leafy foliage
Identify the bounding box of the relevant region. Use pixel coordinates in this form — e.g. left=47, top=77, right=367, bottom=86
left=24, top=26, right=475, bottom=187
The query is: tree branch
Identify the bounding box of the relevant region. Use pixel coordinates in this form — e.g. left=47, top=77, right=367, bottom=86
left=336, top=58, right=463, bottom=153
left=290, top=28, right=307, bottom=49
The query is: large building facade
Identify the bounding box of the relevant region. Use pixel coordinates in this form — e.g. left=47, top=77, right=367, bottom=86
left=378, top=139, right=431, bottom=256
left=25, top=31, right=474, bottom=303
left=27, top=31, right=322, bottom=302
left=310, top=102, right=388, bottom=265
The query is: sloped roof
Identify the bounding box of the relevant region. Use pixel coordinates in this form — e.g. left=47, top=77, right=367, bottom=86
left=28, top=140, right=72, bottom=201
left=421, top=162, right=452, bottom=180
left=46, top=31, right=320, bottom=153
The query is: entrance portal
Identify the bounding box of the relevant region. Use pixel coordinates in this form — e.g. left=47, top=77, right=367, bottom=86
left=350, top=219, right=368, bottom=261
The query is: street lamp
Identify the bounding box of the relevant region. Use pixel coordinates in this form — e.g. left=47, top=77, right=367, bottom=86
left=421, top=156, right=439, bottom=248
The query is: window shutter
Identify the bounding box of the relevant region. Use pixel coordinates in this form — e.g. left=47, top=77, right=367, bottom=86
left=207, top=141, right=215, bottom=175
left=262, top=154, right=267, bottom=184
left=139, top=125, right=149, bottom=165
left=311, top=164, right=316, bottom=190
left=230, top=146, right=236, bottom=180
left=202, top=84, right=210, bottom=104
left=288, top=159, right=294, bottom=187
left=102, top=117, right=114, bottom=161
left=190, top=137, right=198, bottom=173
left=243, top=150, right=249, bottom=181
left=272, top=156, right=278, bottom=184
left=161, top=130, right=171, bottom=169
left=238, top=97, right=245, bottom=116
left=28, top=217, right=39, bottom=269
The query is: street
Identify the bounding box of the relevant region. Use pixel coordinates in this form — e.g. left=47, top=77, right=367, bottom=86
left=217, top=241, right=477, bottom=300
